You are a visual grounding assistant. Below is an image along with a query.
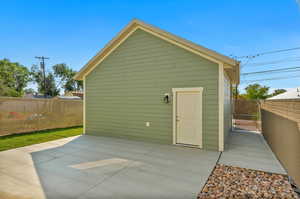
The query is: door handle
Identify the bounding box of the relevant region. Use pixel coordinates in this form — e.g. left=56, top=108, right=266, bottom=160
left=176, top=116, right=180, bottom=121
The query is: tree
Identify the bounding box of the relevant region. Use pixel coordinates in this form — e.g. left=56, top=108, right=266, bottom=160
left=270, top=89, right=286, bottom=97
left=44, top=73, right=60, bottom=96
left=232, top=86, right=247, bottom=100
left=0, top=59, right=31, bottom=97
left=232, top=86, right=239, bottom=98
left=31, top=64, right=60, bottom=97
left=244, top=83, right=269, bottom=100
left=30, top=63, right=81, bottom=97
left=53, top=63, right=82, bottom=93
left=0, top=79, right=20, bottom=97
left=24, top=88, right=36, bottom=94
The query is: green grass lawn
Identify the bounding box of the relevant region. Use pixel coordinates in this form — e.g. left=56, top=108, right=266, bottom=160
left=0, top=126, right=83, bottom=152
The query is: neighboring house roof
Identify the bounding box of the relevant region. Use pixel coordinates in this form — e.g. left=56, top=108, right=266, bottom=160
left=23, top=94, right=52, bottom=99
left=71, top=91, right=83, bottom=98
left=65, top=91, right=84, bottom=98
left=268, top=87, right=300, bottom=100
left=56, top=96, right=81, bottom=100
left=74, top=19, right=240, bottom=83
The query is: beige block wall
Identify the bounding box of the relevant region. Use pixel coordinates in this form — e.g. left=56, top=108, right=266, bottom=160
left=261, top=100, right=300, bottom=186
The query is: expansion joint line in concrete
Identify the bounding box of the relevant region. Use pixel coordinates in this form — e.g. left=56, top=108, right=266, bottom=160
left=76, top=162, right=133, bottom=199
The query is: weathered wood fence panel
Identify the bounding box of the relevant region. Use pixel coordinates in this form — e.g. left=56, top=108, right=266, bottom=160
left=233, top=99, right=261, bottom=131
left=234, top=99, right=259, bottom=120
left=261, top=100, right=300, bottom=187
left=0, top=97, right=83, bottom=136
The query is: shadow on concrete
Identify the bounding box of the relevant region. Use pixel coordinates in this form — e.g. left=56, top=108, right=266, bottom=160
left=30, top=135, right=220, bottom=199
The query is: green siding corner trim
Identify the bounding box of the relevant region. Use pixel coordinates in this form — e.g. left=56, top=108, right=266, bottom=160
left=85, top=29, right=219, bottom=150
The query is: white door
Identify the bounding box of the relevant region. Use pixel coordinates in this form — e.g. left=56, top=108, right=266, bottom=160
left=176, top=91, right=202, bottom=147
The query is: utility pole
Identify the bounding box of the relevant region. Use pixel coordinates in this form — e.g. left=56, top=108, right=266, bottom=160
left=35, top=56, right=49, bottom=98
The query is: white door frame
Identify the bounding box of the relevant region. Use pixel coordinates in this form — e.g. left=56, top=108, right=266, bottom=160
left=172, top=87, right=203, bottom=148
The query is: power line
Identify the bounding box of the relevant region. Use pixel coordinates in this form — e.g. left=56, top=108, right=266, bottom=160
left=243, top=57, right=300, bottom=67
left=241, top=66, right=300, bottom=76
left=35, top=56, right=49, bottom=98
left=242, top=75, right=300, bottom=83
left=243, top=69, right=300, bottom=76
left=234, top=47, right=300, bottom=59
left=240, top=56, right=254, bottom=69
left=237, top=47, right=300, bottom=84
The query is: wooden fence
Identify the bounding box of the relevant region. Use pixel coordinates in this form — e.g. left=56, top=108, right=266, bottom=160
left=234, top=99, right=259, bottom=120
left=261, top=99, right=300, bottom=187
left=0, top=97, right=83, bottom=136
left=233, top=99, right=261, bottom=131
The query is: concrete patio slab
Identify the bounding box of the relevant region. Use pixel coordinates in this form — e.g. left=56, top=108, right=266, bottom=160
left=219, top=131, right=286, bottom=174
left=0, top=135, right=220, bottom=199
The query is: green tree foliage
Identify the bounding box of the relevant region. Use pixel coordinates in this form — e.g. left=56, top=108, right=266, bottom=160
left=0, top=59, right=81, bottom=98
left=30, top=63, right=82, bottom=97
left=0, top=59, right=31, bottom=97
left=270, top=89, right=286, bottom=97
left=232, top=86, right=247, bottom=99
left=232, top=86, right=239, bottom=97
left=44, top=73, right=60, bottom=96
left=244, top=83, right=270, bottom=100
left=24, top=88, right=36, bottom=94
left=53, top=63, right=82, bottom=93
left=31, top=65, right=60, bottom=97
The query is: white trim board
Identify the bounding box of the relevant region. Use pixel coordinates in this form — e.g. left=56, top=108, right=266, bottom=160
left=83, top=78, right=86, bottom=134
left=218, top=63, right=224, bottom=151
left=172, top=87, right=203, bottom=148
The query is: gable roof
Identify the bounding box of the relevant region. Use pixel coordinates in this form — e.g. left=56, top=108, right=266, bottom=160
left=268, top=87, right=300, bottom=100
left=74, top=19, right=240, bottom=83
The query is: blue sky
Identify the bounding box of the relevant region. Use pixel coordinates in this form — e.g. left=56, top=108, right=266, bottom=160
left=1, top=0, right=300, bottom=93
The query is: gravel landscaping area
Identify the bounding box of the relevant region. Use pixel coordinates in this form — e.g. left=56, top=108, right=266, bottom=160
left=198, top=164, right=298, bottom=199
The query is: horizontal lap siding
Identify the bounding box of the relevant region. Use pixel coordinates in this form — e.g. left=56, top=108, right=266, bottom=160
left=85, top=29, right=219, bottom=149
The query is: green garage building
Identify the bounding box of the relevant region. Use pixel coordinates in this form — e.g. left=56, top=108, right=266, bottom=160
left=74, top=19, right=240, bottom=151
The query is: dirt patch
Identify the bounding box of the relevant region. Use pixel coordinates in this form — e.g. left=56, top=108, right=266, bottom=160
left=198, top=164, right=298, bottom=199
left=234, top=119, right=261, bottom=132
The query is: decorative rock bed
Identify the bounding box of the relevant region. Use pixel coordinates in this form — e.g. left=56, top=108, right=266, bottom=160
left=198, top=164, right=298, bottom=199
